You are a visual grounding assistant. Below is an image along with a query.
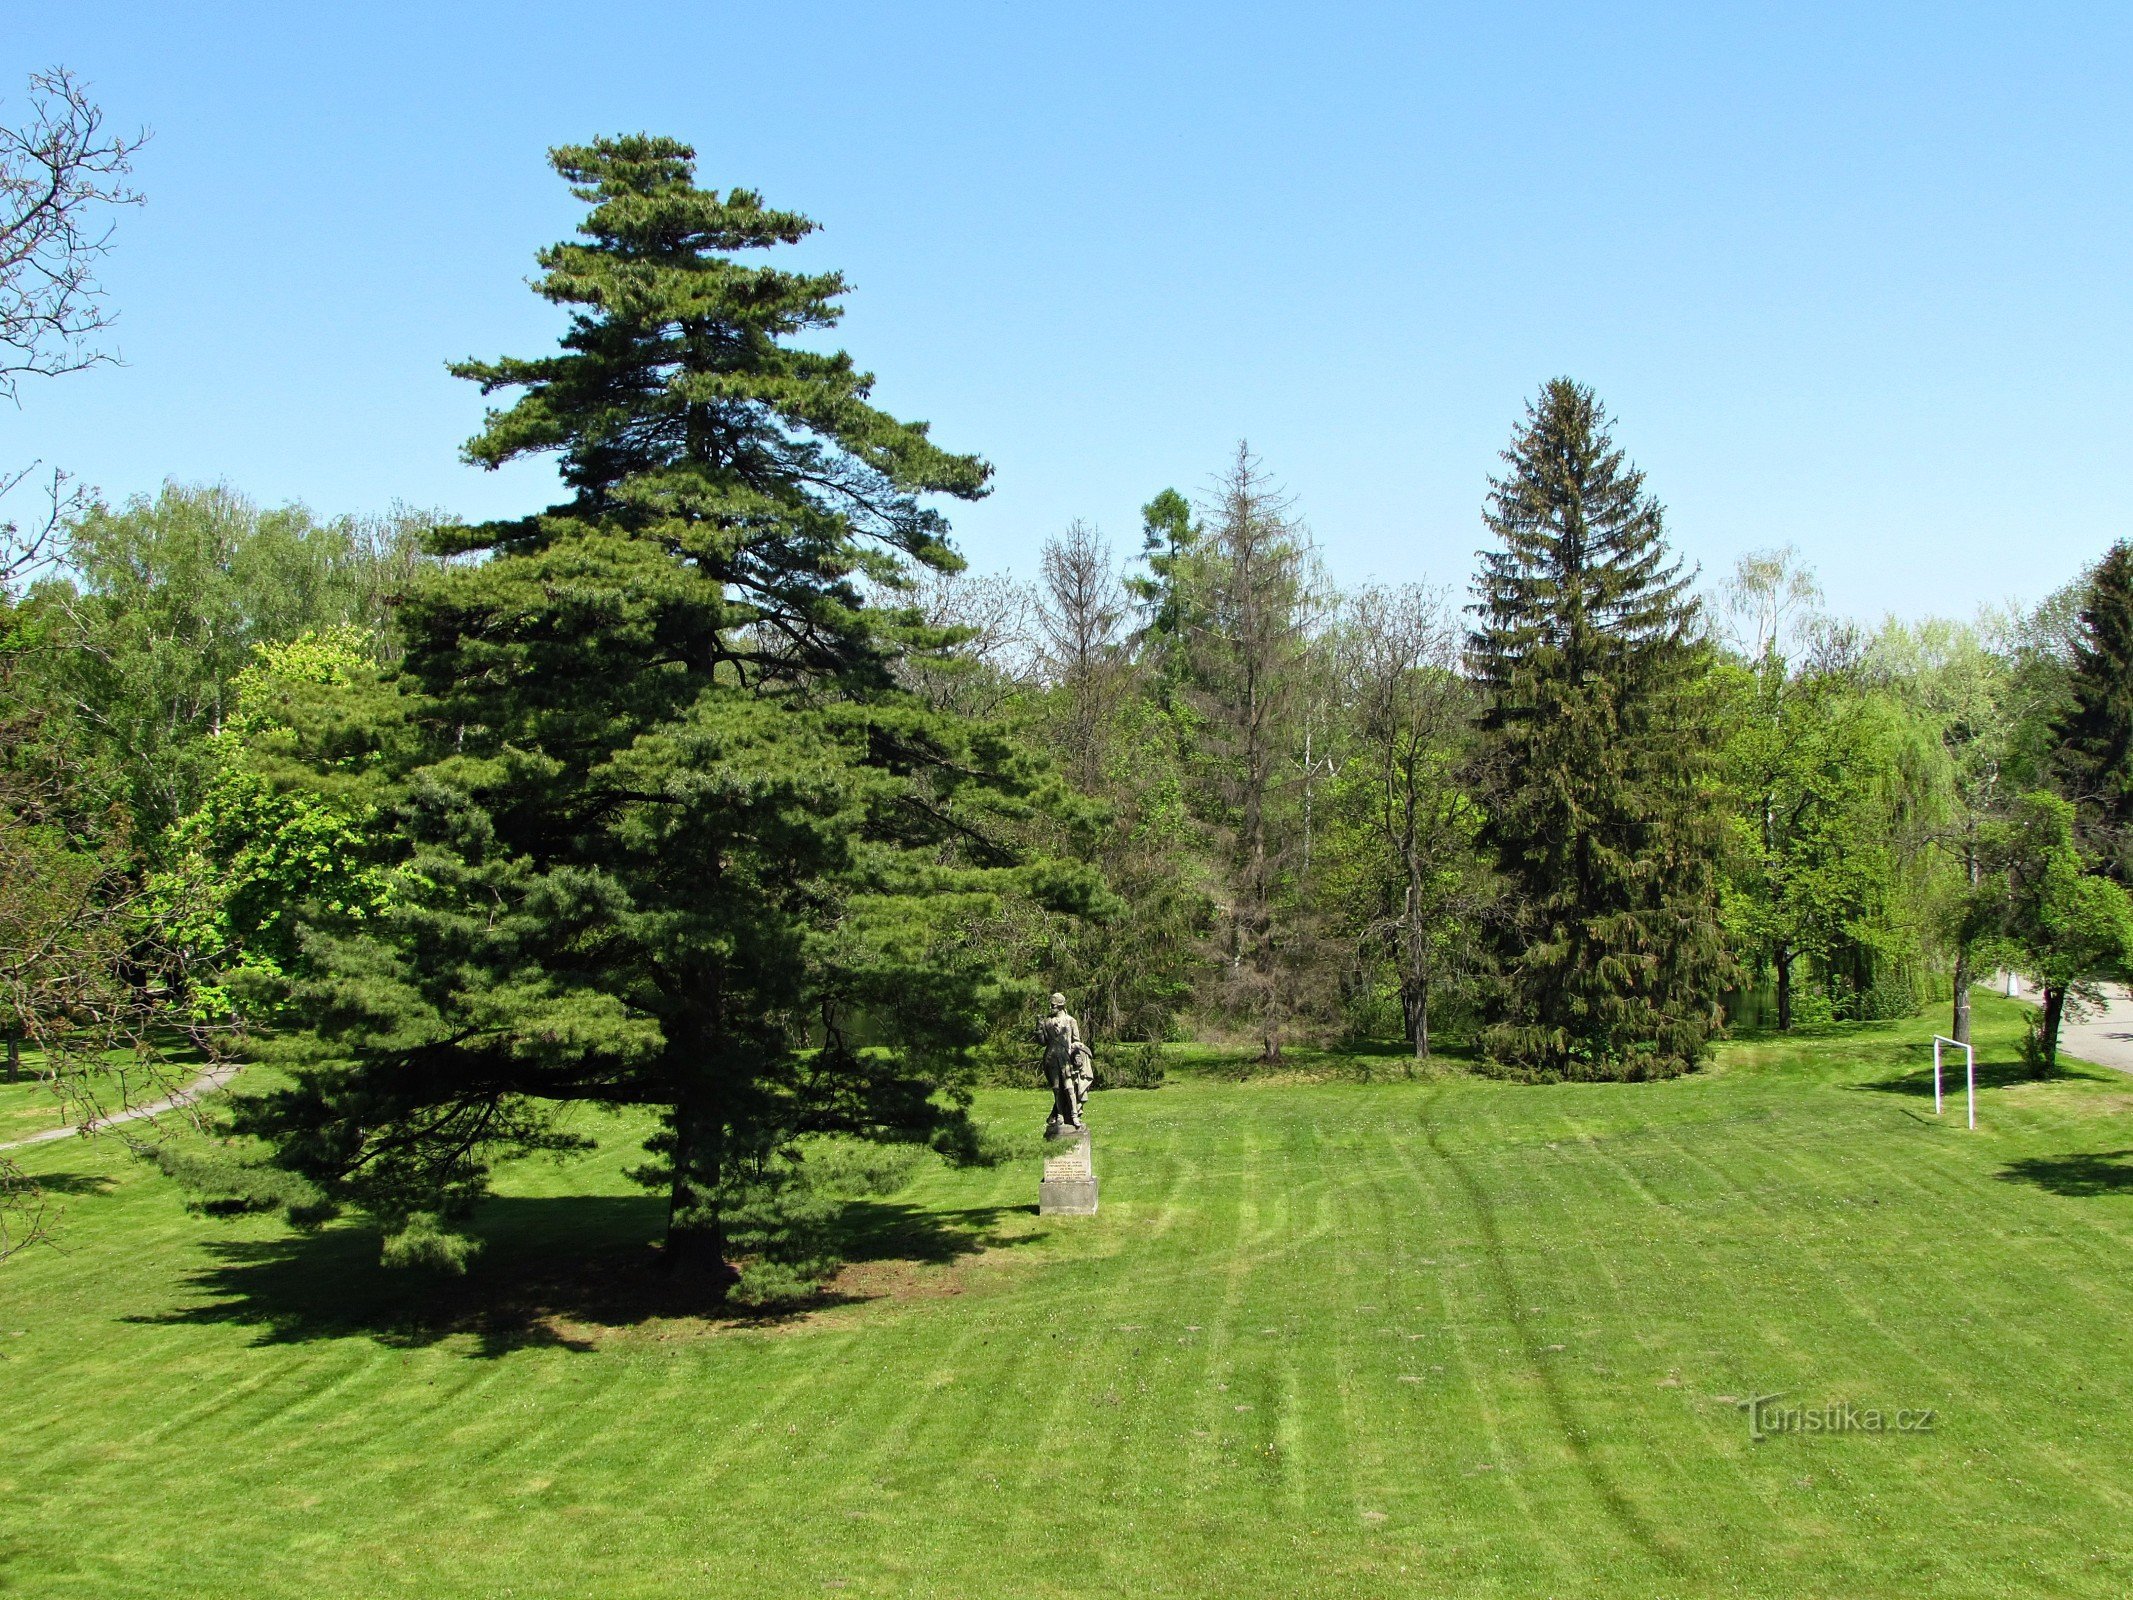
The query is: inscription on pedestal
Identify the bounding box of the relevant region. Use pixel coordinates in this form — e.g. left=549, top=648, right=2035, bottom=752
left=1039, top=1132, right=1099, bottom=1215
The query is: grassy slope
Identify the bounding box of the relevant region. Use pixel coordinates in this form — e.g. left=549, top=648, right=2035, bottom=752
left=4, top=997, right=2133, bottom=1598
left=0, top=1043, right=201, bottom=1143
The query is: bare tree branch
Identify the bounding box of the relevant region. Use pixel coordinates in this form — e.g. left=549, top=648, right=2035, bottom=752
left=0, top=66, right=147, bottom=401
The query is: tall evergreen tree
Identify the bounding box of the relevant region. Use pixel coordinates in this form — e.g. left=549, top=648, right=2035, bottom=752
left=1468, top=380, right=1729, bottom=1079
left=210, top=137, right=1090, bottom=1286
left=2051, top=540, right=2133, bottom=885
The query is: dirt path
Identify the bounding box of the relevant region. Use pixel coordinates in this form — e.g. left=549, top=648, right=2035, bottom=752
left=0, top=1062, right=238, bottom=1154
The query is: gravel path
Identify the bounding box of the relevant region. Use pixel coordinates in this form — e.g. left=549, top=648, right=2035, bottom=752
left=0, top=1062, right=239, bottom=1154
left=2005, top=976, right=2133, bottom=1075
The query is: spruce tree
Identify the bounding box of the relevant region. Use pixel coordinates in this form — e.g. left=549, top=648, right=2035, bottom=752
left=1181, top=446, right=1326, bottom=1058
left=215, top=137, right=1089, bottom=1285
left=2051, top=540, right=2133, bottom=885
left=1468, top=380, right=1729, bottom=1079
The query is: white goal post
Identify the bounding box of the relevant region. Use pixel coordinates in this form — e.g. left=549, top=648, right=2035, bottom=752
left=1931, top=1036, right=1976, bottom=1129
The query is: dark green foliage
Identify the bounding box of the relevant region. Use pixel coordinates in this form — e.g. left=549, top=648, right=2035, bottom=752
left=211, top=137, right=1093, bottom=1290
left=2051, top=541, right=2133, bottom=884
left=1094, top=1040, right=1166, bottom=1090
left=1126, top=487, right=1201, bottom=652
left=1468, top=380, right=1731, bottom=1080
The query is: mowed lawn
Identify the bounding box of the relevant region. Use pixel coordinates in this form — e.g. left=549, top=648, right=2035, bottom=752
left=6, top=998, right=2133, bottom=1598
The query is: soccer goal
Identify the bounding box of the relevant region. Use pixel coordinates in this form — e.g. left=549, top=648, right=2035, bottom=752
left=1931, top=1035, right=1976, bottom=1129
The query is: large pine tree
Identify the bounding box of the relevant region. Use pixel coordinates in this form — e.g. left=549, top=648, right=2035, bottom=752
left=2051, top=540, right=2133, bottom=885
left=1468, top=380, right=1729, bottom=1079
left=217, top=137, right=1089, bottom=1284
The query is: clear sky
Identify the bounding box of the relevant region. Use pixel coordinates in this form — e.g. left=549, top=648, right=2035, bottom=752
left=9, top=3, right=2130, bottom=620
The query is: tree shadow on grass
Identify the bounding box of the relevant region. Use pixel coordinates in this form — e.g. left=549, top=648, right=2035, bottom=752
left=1847, top=1058, right=2081, bottom=1100
left=133, top=1193, right=1032, bottom=1358
left=1997, top=1149, right=2133, bottom=1198
left=12, top=1169, right=118, bottom=1195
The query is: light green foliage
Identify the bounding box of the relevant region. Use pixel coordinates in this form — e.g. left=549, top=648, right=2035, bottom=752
left=1317, top=583, right=1489, bottom=1055
left=19, top=485, right=440, bottom=851
left=1719, top=635, right=1924, bottom=1026
left=1986, top=791, right=2133, bottom=1069
left=148, top=628, right=395, bottom=1020
left=1029, top=685, right=1210, bottom=1046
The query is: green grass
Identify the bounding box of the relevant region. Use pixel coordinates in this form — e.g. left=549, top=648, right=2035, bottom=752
left=0, top=1057, right=120, bottom=1143
left=0, top=1036, right=207, bottom=1143
left=6, top=997, right=2133, bottom=1597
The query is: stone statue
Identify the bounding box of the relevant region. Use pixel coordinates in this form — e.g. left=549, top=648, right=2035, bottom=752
left=1037, top=991, right=1093, bottom=1139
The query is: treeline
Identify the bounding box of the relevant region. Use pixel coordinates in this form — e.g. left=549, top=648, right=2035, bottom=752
left=4, top=133, right=2130, bottom=1291
left=909, top=397, right=2132, bottom=1080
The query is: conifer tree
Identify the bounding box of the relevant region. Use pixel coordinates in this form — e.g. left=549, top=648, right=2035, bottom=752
left=1126, top=488, right=1199, bottom=647
left=2051, top=540, right=2133, bottom=885
left=213, top=137, right=1090, bottom=1285
left=1181, top=446, right=1326, bottom=1058
left=1468, top=380, right=1729, bottom=1079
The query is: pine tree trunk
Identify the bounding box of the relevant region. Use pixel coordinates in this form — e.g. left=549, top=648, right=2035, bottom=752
left=665, top=1092, right=729, bottom=1280
left=2041, top=984, right=2067, bottom=1071
left=1950, top=944, right=1973, bottom=1047
left=4, top=1031, right=18, bottom=1084
left=1774, top=943, right=1794, bottom=1032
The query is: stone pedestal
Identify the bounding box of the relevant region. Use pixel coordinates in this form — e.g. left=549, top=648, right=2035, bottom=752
left=1039, top=1132, right=1098, bottom=1215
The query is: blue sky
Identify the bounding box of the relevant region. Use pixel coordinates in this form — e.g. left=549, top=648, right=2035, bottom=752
left=9, top=3, right=2129, bottom=620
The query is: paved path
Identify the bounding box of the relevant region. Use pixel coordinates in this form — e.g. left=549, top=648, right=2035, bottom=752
left=0, top=1062, right=238, bottom=1154
left=2004, top=976, right=2133, bottom=1076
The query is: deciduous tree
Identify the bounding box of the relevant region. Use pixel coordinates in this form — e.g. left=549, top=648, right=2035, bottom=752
left=1988, top=791, right=2133, bottom=1070
left=1325, top=584, right=1486, bottom=1057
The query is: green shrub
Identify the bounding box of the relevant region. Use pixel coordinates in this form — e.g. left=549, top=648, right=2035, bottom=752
left=1096, top=1041, right=1165, bottom=1090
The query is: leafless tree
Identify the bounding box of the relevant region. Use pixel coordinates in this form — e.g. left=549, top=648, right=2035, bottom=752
left=1036, top=520, right=1128, bottom=790
left=2, top=68, right=146, bottom=591
left=0, top=464, right=86, bottom=595
left=881, top=565, right=1039, bottom=720
left=2, top=66, right=145, bottom=399
left=0, top=70, right=166, bottom=1255
left=1338, top=584, right=1485, bottom=1057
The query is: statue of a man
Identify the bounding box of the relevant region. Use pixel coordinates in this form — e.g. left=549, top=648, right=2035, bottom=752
left=1037, top=991, right=1093, bottom=1138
